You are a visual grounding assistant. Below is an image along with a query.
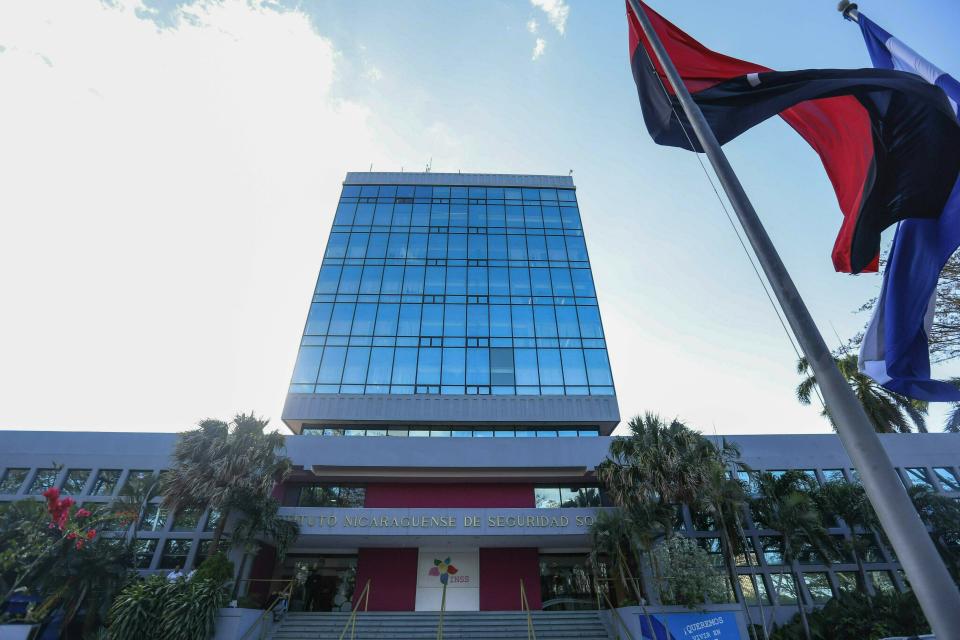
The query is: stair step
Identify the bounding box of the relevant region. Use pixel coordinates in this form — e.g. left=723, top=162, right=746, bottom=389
left=268, top=610, right=611, bottom=640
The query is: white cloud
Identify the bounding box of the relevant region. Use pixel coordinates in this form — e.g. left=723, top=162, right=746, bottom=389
left=532, top=37, right=546, bottom=60
left=530, top=0, right=569, bottom=36
left=0, top=0, right=402, bottom=431
left=526, top=18, right=539, bottom=34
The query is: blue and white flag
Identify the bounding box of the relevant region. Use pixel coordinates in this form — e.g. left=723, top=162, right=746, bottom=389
left=855, top=12, right=960, bottom=401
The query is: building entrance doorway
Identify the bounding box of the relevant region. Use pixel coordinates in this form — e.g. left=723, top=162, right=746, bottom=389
left=282, top=554, right=357, bottom=612
left=539, top=553, right=610, bottom=611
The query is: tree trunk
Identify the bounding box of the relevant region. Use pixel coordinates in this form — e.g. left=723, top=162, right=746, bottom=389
left=735, top=519, right=769, bottom=640
left=209, top=507, right=230, bottom=555
left=231, top=552, right=250, bottom=600
left=851, top=546, right=871, bottom=601
left=620, top=548, right=656, bottom=640
left=789, top=558, right=812, bottom=640
left=718, top=522, right=758, bottom=640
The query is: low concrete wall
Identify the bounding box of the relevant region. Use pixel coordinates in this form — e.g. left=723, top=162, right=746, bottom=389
left=601, top=604, right=748, bottom=639
left=213, top=608, right=267, bottom=640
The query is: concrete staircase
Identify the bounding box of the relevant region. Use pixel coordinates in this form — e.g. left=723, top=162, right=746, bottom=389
left=270, top=610, right=611, bottom=639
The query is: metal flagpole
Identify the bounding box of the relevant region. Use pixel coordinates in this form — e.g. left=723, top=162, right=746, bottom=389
left=625, top=1, right=960, bottom=637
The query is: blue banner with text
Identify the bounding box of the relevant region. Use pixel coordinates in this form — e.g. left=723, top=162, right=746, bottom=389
left=638, top=611, right=741, bottom=640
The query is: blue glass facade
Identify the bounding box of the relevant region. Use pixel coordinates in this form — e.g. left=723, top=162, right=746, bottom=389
left=288, top=178, right=615, bottom=398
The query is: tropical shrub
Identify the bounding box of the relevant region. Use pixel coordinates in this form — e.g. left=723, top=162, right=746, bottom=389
left=769, top=590, right=929, bottom=640
left=192, top=552, right=234, bottom=587
left=651, top=536, right=728, bottom=607
left=107, top=576, right=170, bottom=640
left=108, top=574, right=227, bottom=640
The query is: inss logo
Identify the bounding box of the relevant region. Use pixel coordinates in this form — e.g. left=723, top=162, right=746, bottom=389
left=427, top=557, right=458, bottom=584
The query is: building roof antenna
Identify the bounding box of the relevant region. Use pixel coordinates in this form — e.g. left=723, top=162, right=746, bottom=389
left=369, top=163, right=373, bottom=172
left=425, top=158, right=432, bottom=173
left=569, top=169, right=574, bottom=176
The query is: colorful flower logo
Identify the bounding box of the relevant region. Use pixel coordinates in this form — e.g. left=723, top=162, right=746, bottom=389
left=428, top=557, right=458, bottom=584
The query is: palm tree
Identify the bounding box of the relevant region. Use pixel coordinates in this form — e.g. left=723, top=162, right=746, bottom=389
left=750, top=471, right=833, bottom=640
left=796, top=355, right=928, bottom=433
left=161, top=413, right=292, bottom=555
left=699, top=462, right=763, bottom=640
left=227, top=490, right=300, bottom=599
left=588, top=505, right=663, bottom=638
left=601, top=412, right=718, bottom=536
left=813, top=480, right=877, bottom=596
left=907, top=485, right=960, bottom=581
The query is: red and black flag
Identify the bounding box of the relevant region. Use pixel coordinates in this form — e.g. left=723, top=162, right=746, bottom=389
left=627, top=2, right=960, bottom=274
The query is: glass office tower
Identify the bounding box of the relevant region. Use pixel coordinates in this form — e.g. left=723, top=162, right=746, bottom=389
left=282, top=172, right=619, bottom=435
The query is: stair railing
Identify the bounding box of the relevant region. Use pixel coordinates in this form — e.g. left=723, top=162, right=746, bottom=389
left=519, top=579, right=537, bottom=640
left=237, top=579, right=295, bottom=640
left=435, top=581, right=448, bottom=640
left=338, top=578, right=371, bottom=640
left=594, top=577, right=635, bottom=640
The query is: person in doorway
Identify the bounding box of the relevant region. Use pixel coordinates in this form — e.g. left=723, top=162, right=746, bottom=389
left=166, top=564, right=184, bottom=581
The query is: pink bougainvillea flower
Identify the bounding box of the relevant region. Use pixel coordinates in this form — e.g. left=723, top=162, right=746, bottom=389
left=76, top=508, right=91, bottom=519
left=42, top=487, right=60, bottom=500
left=86, top=529, right=96, bottom=540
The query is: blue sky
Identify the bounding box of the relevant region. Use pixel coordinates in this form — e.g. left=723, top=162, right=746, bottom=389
left=1, top=0, right=957, bottom=434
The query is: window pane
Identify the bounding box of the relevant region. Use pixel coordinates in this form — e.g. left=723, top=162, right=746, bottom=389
left=374, top=304, right=400, bottom=336
left=425, top=266, right=445, bottom=295
left=533, top=306, right=557, bottom=338
left=537, top=349, right=564, bottom=385
left=140, top=504, right=168, bottom=531
left=905, top=467, right=933, bottom=488
left=91, top=470, right=121, bottom=496
left=328, top=303, right=355, bottom=334
left=835, top=571, right=859, bottom=594
left=803, top=573, right=833, bottom=603
left=490, top=348, right=515, bottom=385
left=351, top=303, right=377, bottom=335
left=555, top=307, right=580, bottom=338
left=422, top=305, right=443, bottom=336
left=511, top=306, right=534, bottom=338
left=172, top=508, right=201, bottom=532
left=342, top=347, right=371, bottom=384
left=514, top=349, right=539, bottom=386
left=561, top=349, right=587, bottom=385
left=490, top=306, right=512, bottom=337
left=291, top=346, right=323, bottom=384
left=550, top=268, right=573, bottom=296
left=535, top=487, right=561, bottom=508
left=738, top=574, right=770, bottom=605
left=417, top=348, right=441, bottom=384
left=467, top=305, right=489, bottom=337
left=0, top=468, right=28, bottom=494
left=821, top=469, right=846, bottom=483
left=61, top=469, right=90, bottom=495
left=317, top=346, right=347, bottom=384
left=392, top=348, right=417, bottom=385
left=869, top=570, right=897, bottom=594
left=584, top=350, right=612, bottom=386
left=441, top=348, right=466, bottom=385
left=770, top=573, right=798, bottom=605
left=158, top=539, right=192, bottom=570
left=305, top=303, right=333, bottom=335
left=466, top=348, right=490, bottom=385
left=397, top=304, right=421, bottom=336
left=134, top=539, right=158, bottom=569
left=933, top=467, right=960, bottom=491
left=28, top=468, right=59, bottom=494
left=577, top=306, right=604, bottom=338
left=444, top=304, right=466, bottom=336
left=571, top=269, right=595, bottom=297
left=366, top=347, right=394, bottom=384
